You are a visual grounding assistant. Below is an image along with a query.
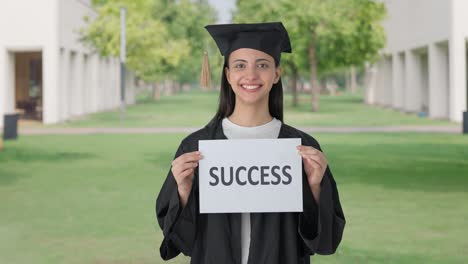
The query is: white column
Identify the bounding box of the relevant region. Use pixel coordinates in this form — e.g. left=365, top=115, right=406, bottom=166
left=383, top=56, right=393, bottom=107
left=0, top=49, right=15, bottom=127
left=429, top=43, right=450, bottom=119
left=404, top=50, right=421, bottom=112
left=100, top=57, right=106, bottom=111
left=448, top=37, right=467, bottom=122
left=96, top=56, right=103, bottom=111
left=59, top=48, right=69, bottom=121
left=420, top=52, right=429, bottom=113
left=69, top=52, right=77, bottom=116
left=0, top=48, right=5, bottom=127
left=82, top=54, right=90, bottom=114
left=125, top=70, right=135, bottom=104
left=364, top=62, right=377, bottom=104
left=112, top=58, right=119, bottom=107
left=106, top=58, right=112, bottom=109
left=89, top=54, right=99, bottom=113
left=114, top=58, right=119, bottom=107
left=75, top=53, right=84, bottom=115
left=375, top=60, right=384, bottom=105
left=43, top=45, right=60, bottom=124
left=449, top=0, right=468, bottom=122
left=102, top=58, right=108, bottom=110
left=392, top=52, right=405, bottom=110
left=66, top=51, right=74, bottom=119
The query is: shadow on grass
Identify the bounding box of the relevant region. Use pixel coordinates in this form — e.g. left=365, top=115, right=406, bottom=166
left=0, top=146, right=95, bottom=186
left=144, top=151, right=174, bottom=170
left=0, top=147, right=95, bottom=163
left=313, top=245, right=456, bottom=264
left=329, top=142, right=468, bottom=193
left=0, top=168, right=22, bottom=185
left=284, top=95, right=365, bottom=114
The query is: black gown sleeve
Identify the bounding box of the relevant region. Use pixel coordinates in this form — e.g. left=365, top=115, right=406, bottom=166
left=298, top=147, right=346, bottom=255
left=156, top=142, right=199, bottom=260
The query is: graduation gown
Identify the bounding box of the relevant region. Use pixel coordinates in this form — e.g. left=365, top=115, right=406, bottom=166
left=156, top=119, right=345, bottom=264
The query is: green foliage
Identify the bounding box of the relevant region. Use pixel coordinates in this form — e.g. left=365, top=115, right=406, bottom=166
left=82, top=0, right=216, bottom=83
left=234, top=0, right=386, bottom=77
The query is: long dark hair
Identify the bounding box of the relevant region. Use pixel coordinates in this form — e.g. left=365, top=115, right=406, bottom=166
left=209, top=59, right=284, bottom=125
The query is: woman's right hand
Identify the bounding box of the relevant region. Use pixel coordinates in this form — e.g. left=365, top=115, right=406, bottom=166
left=171, top=151, right=203, bottom=207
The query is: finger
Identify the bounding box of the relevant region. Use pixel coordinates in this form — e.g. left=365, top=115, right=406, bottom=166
left=299, top=149, right=326, bottom=164
left=299, top=149, right=325, bottom=159
left=178, top=168, right=195, bottom=180
left=172, top=161, right=198, bottom=177
left=173, top=152, right=201, bottom=166
left=301, top=154, right=327, bottom=168
left=298, top=148, right=321, bottom=155
left=297, top=145, right=319, bottom=151
left=173, top=166, right=197, bottom=182
left=178, top=161, right=199, bottom=172
left=304, top=156, right=323, bottom=170
left=172, top=151, right=203, bottom=166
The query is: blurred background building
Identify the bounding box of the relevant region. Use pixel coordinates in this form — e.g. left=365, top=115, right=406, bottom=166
left=0, top=0, right=135, bottom=126
left=367, top=0, right=468, bottom=122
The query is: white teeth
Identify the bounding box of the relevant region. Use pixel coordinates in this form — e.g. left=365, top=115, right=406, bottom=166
left=242, top=85, right=260, bottom=90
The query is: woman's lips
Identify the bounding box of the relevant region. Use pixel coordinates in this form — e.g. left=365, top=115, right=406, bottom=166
left=240, top=84, right=262, bottom=92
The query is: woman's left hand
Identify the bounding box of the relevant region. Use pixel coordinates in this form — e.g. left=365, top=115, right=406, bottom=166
left=297, top=145, right=328, bottom=188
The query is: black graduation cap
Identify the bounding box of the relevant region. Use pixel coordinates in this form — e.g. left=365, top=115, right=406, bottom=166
left=205, top=22, right=292, bottom=64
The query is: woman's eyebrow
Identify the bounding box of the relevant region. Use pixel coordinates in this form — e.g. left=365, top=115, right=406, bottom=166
left=231, top=59, right=247, bottom=63
left=256, top=58, right=272, bottom=63
left=231, top=58, right=272, bottom=63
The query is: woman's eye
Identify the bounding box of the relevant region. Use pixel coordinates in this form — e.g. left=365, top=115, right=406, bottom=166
left=234, top=63, right=246, bottom=69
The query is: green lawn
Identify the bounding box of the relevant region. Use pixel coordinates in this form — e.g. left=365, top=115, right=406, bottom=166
left=1, top=133, right=467, bottom=263
left=36, top=90, right=457, bottom=128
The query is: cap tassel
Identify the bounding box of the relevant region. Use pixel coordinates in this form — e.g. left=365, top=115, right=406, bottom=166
left=200, top=51, right=212, bottom=91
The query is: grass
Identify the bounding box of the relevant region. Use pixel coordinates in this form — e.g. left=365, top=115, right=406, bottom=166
left=31, top=89, right=457, bottom=128
left=1, top=133, right=468, bottom=263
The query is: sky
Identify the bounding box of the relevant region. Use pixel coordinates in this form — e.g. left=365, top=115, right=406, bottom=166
left=207, top=0, right=236, bottom=24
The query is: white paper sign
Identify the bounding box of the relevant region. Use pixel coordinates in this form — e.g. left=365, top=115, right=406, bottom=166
left=198, top=138, right=302, bottom=213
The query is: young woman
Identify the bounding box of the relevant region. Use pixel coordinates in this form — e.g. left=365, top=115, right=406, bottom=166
left=156, top=22, right=345, bottom=264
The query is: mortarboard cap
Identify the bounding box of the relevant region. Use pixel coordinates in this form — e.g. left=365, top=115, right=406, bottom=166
left=205, top=22, right=292, bottom=64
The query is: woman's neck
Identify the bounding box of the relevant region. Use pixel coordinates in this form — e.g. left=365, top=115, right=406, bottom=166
left=228, top=103, right=273, bottom=127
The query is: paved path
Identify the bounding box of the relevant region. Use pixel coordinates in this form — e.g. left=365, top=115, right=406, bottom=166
left=19, top=125, right=462, bottom=135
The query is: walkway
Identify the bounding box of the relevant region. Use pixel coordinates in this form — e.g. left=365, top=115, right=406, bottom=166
left=19, top=125, right=462, bottom=135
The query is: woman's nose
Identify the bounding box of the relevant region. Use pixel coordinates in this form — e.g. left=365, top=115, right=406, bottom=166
left=244, top=65, right=259, bottom=80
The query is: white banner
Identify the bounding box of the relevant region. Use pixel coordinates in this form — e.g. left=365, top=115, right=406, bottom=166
left=198, top=138, right=302, bottom=213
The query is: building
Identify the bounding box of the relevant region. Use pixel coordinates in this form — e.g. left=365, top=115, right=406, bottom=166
left=366, top=0, right=468, bottom=122
left=0, top=0, right=135, bottom=127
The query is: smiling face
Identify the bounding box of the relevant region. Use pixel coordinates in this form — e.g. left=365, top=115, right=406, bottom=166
left=225, top=48, right=281, bottom=108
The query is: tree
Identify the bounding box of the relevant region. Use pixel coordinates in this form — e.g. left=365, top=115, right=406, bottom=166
left=151, top=0, right=217, bottom=86
left=234, top=0, right=386, bottom=111
left=82, top=0, right=188, bottom=82
left=234, top=0, right=308, bottom=107
left=82, top=0, right=217, bottom=99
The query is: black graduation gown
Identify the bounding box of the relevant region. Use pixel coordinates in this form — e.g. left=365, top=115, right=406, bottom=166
left=156, top=119, right=345, bottom=264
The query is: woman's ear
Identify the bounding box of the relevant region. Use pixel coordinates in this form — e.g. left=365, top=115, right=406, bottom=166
left=274, top=66, right=282, bottom=84
left=225, top=67, right=231, bottom=83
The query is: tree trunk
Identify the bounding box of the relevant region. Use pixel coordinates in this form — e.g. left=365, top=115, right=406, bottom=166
left=345, top=69, right=351, bottom=93
left=320, top=78, right=326, bottom=94
left=351, top=65, right=357, bottom=94
left=289, top=64, right=299, bottom=107
left=175, top=81, right=181, bottom=93
left=291, top=67, right=298, bottom=107
left=152, top=83, right=160, bottom=101
left=309, top=40, right=320, bottom=112
left=164, top=79, right=173, bottom=96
